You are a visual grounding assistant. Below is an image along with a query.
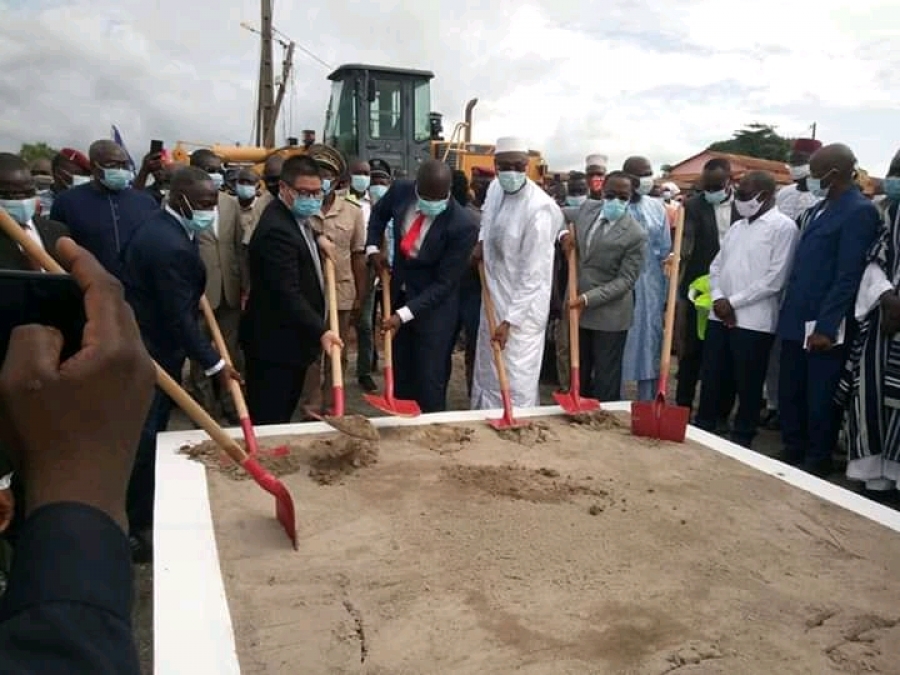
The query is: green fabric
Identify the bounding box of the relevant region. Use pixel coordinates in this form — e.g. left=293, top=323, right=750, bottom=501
left=688, top=275, right=712, bottom=340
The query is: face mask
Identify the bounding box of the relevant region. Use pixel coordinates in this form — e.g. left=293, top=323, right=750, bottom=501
left=807, top=176, right=829, bottom=199
left=71, top=174, right=91, bottom=187
left=291, top=196, right=322, bottom=218
left=321, top=179, right=332, bottom=194
left=637, top=176, right=654, bottom=196
left=602, top=198, right=628, bottom=222
left=417, top=196, right=449, bottom=218
left=566, top=195, right=587, bottom=207
left=236, top=184, right=257, bottom=201
left=661, top=190, right=672, bottom=201
left=100, top=167, right=133, bottom=191
left=187, top=208, right=217, bottom=232
left=704, top=189, right=728, bottom=205
left=734, top=193, right=765, bottom=219
left=789, top=165, right=810, bottom=181
left=0, top=198, right=37, bottom=225
left=33, top=176, right=53, bottom=191
left=208, top=172, right=224, bottom=190
left=351, top=175, right=370, bottom=193
left=369, top=184, right=388, bottom=202
left=497, top=171, right=526, bottom=193
left=883, top=177, right=900, bottom=201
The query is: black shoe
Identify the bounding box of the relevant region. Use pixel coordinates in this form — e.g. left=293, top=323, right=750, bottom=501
left=130, top=532, right=153, bottom=564
left=803, top=457, right=834, bottom=478
left=358, top=375, right=378, bottom=393
left=762, top=410, right=781, bottom=431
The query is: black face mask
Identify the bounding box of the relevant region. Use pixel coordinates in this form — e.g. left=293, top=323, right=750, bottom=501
left=265, top=179, right=279, bottom=197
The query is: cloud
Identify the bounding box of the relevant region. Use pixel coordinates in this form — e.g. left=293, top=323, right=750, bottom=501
left=0, top=0, right=898, bottom=176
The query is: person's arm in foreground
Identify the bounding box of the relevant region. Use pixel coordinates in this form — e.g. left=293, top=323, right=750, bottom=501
left=0, top=237, right=155, bottom=674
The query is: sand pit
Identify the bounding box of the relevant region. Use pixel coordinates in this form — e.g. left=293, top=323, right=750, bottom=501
left=189, top=413, right=900, bottom=674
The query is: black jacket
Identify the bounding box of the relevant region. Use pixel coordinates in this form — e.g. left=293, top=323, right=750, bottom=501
left=241, top=197, right=326, bottom=367
left=678, top=193, right=739, bottom=298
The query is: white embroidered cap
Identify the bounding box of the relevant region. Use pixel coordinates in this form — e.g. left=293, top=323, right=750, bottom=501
left=495, top=136, right=529, bottom=154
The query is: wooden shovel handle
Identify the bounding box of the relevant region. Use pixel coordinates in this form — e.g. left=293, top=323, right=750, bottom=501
left=660, top=205, right=685, bottom=383
left=477, top=262, right=512, bottom=393
left=199, top=295, right=249, bottom=420
left=323, top=257, right=343, bottom=388
left=564, top=222, right=581, bottom=366
left=0, top=209, right=247, bottom=464
left=379, top=270, right=393, bottom=366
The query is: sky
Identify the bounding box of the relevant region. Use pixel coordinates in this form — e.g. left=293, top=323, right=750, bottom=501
left=1, top=0, right=898, bottom=175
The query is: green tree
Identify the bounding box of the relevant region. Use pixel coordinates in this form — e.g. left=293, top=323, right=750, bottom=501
left=707, top=123, right=791, bottom=162
left=18, top=142, right=58, bottom=164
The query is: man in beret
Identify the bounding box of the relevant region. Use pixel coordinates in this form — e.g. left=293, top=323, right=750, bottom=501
left=41, top=148, right=91, bottom=214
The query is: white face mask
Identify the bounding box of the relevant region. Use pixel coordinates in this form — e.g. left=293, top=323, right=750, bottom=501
left=789, top=165, right=810, bottom=180
left=734, top=193, right=765, bottom=218
left=637, top=176, right=654, bottom=195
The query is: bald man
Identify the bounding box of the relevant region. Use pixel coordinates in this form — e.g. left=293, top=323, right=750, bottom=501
left=49, top=139, right=158, bottom=278
left=777, top=143, right=880, bottom=476
left=366, top=159, right=478, bottom=412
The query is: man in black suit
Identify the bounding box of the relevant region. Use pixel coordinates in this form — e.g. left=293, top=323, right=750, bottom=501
left=676, top=157, right=738, bottom=415
left=120, top=166, right=240, bottom=561
left=240, top=155, right=343, bottom=425
left=367, top=159, right=478, bottom=412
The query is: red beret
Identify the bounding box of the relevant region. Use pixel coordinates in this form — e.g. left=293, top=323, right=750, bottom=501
left=58, top=147, right=91, bottom=172
left=792, top=138, right=822, bottom=154
left=471, top=166, right=496, bottom=178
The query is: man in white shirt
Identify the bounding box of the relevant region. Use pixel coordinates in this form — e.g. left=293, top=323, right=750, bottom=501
left=694, top=170, right=799, bottom=448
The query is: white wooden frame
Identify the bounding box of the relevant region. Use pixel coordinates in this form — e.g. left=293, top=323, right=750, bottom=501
left=153, top=402, right=900, bottom=674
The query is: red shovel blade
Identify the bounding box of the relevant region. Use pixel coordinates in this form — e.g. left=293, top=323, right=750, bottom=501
left=630, top=398, right=690, bottom=443
left=240, top=418, right=289, bottom=457
left=363, top=392, right=421, bottom=417
left=488, top=390, right=529, bottom=430
left=240, top=456, right=298, bottom=550
left=553, top=367, right=600, bottom=414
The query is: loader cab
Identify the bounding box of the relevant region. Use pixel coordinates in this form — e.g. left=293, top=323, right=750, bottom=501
left=323, top=64, right=435, bottom=176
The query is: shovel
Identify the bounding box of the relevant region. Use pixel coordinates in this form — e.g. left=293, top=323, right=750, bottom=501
left=199, top=296, right=288, bottom=458
left=0, top=211, right=297, bottom=547
left=552, top=222, right=601, bottom=414
left=477, top=262, right=528, bottom=430
left=363, top=270, right=421, bottom=417
left=631, top=205, right=691, bottom=442
left=320, top=257, right=379, bottom=442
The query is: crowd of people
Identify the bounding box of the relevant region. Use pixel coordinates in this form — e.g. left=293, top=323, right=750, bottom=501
left=0, top=130, right=898, bottom=668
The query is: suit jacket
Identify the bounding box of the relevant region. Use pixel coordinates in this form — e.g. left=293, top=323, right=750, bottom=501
left=0, top=216, right=68, bottom=270
left=367, top=180, right=477, bottom=332
left=196, top=192, right=243, bottom=309
left=679, top=194, right=739, bottom=298
left=120, top=209, right=219, bottom=377
left=571, top=201, right=648, bottom=332
left=241, top=197, right=326, bottom=367
left=778, top=188, right=880, bottom=342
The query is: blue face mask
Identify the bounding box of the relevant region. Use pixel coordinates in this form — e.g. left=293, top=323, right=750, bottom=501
left=71, top=174, right=91, bottom=187
left=0, top=197, right=37, bottom=225
left=807, top=176, right=830, bottom=199
left=187, top=209, right=216, bottom=232
left=704, top=189, right=727, bottom=205
left=369, top=184, right=388, bottom=202
left=417, top=197, right=449, bottom=218
left=236, top=184, right=256, bottom=200
left=602, top=198, right=628, bottom=222
left=100, top=167, right=133, bottom=191
left=292, top=196, right=322, bottom=218
left=351, top=175, right=370, bottom=193
left=208, top=172, right=224, bottom=190
left=884, top=177, right=900, bottom=201
left=498, top=171, right=526, bottom=193
left=321, top=179, right=332, bottom=194
left=566, top=195, right=587, bottom=207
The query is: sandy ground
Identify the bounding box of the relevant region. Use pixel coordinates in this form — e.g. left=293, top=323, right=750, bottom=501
left=130, top=348, right=878, bottom=674
left=187, top=414, right=900, bottom=674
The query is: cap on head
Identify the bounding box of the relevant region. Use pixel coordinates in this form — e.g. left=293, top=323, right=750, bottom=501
left=495, top=136, right=528, bottom=155
left=585, top=154, right=608, bottom=170
left=369, top=157, right=391, bottom=179
left=306, top=143, right=346, bottom=176
left=792, top=138, right=822, bottom=154
left=661, top=181, right=680, bottom=195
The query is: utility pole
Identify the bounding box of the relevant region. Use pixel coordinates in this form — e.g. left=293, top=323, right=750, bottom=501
left=256, top=0, right=275, bottom=147
left=810, top=122, right=817, bottom=140
left=265, top=41, right=294, bottom=148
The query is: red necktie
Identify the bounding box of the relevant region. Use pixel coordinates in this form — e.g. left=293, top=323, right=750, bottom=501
left=399, top=213, right=426, bottom=258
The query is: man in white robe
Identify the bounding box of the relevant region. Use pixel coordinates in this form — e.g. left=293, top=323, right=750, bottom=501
left=471, top=137, right=562, bottom=409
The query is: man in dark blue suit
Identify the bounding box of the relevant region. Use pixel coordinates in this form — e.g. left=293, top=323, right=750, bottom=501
left=366, top=160, right=478, bottom=412
left=120, top=166, right=240, bottom=561
left=777, top=144, right=880, bottom=476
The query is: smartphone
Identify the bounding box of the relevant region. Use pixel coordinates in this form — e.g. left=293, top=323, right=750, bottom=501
left=0, top=271, right=86, bottom=364
left=150, top=139, right=164, bottom=154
